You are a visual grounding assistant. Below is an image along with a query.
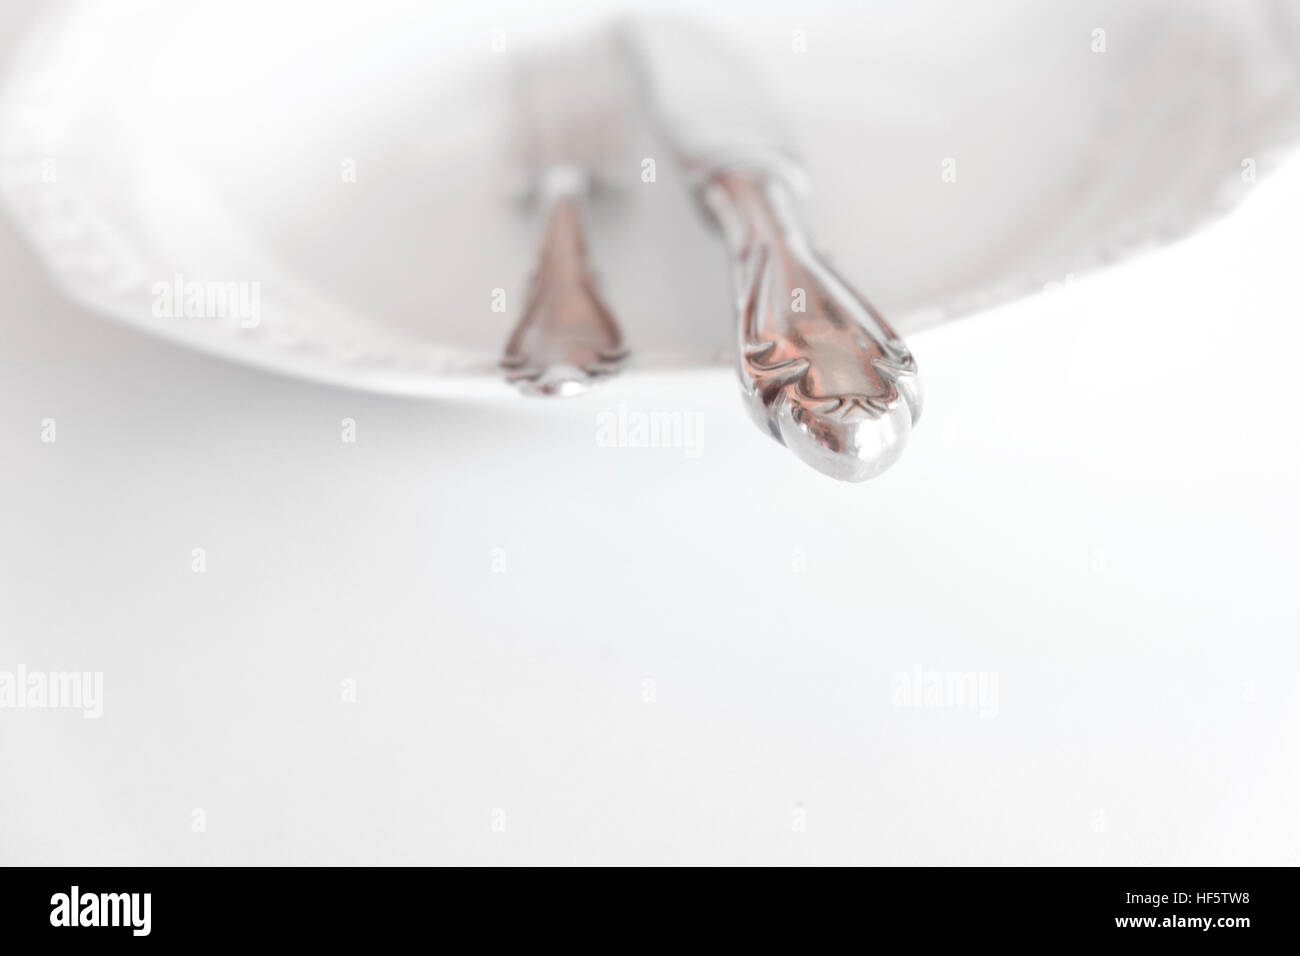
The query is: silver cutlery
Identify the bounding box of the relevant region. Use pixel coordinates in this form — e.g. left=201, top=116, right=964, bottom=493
left=622, top=20, right=922, bottom=480
left=500, top=39, right=631, bottom=397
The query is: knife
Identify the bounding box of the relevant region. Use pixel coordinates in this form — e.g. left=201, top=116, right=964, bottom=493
left=621, top=18, right=922, bottom=480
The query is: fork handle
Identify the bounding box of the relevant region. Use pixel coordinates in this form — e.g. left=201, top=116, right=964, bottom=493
left=501, top=175, right=627, bottom=396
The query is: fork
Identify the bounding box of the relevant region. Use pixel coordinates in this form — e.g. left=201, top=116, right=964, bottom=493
left=499, top=39, right=630, bottom=397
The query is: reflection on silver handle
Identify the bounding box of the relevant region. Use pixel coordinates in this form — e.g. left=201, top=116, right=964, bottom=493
left=700, top=169, right=921, bottom=481
left=501, top=190, right=627, bottom=397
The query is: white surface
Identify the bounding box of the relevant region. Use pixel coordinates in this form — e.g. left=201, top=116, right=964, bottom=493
left=1, top=2, right=1299, bottom=866
left=3, top=152, right=1300, bottom=866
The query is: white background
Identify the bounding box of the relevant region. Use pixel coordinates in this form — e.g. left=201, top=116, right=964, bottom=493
left=1, top=2, right=1298, bottom=865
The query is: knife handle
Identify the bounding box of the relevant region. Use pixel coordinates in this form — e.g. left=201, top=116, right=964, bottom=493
left=699, top=168, right=921, bottom=481
left=501, top=177, right=627, bottom=396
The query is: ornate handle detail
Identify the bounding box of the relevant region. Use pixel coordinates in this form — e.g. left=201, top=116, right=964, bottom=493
left=501, top=190, right=627, bottom=396
left=700, top=169, right=921, bottom=481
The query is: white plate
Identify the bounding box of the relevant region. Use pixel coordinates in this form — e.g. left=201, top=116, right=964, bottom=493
left=2, top=0, right=1299, bottom=397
